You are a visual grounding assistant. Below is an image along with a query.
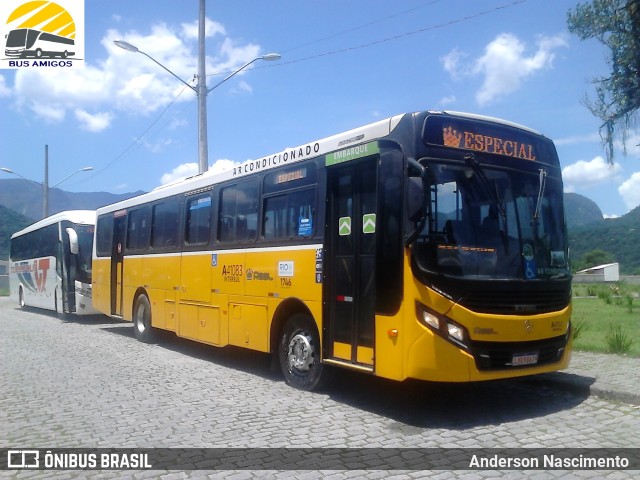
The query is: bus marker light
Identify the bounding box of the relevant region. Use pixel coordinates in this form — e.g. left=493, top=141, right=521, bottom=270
left=387, top=329, right=398, bottom=338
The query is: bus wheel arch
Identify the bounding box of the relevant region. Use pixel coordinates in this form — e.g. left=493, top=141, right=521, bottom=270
left=132, top=289, right=155, bottom=343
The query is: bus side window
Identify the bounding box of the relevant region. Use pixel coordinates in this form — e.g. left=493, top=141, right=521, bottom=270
left=151, top=200, right=180, bottom=248
left=219, top=182, right=258, bottom=243
left=96, top=215, right=113, bottom=257
left=262, top=188, right=315, bottom=240
left=127, top=207, right=151, bottom=251
left=185, top=195, right=211, bottom=245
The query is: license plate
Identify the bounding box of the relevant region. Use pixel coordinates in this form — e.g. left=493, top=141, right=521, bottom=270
left=512, top=352, right=538, bottom=366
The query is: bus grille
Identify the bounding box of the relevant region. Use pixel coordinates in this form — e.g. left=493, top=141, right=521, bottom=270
left=471, top=334, right=568, bottom=371
left=459, top=288, right=570, bottom=315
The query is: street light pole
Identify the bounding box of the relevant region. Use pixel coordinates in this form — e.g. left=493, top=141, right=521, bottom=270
left=114, top=0, right=280, bottom=175
left=43, top=144, right=48, bottom=219
left=1, top=150, right=93, bottom=219
left=197, top=0, right=208, bottom=174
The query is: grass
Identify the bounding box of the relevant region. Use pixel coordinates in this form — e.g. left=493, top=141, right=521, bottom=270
left=572, top=283, right=640, bottom=357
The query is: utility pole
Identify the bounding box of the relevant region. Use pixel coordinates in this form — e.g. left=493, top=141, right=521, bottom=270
left=197, top=0, right=209, bottom=174
left=43, top=144, right=49, bottom=218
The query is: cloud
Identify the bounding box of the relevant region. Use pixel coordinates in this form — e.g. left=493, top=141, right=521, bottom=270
left=181, top=18, right=226, bottom=39
left=75, top=109, right=114, bottom=132
left=561, top=156, right=622, bottom=192
left=438, top=95, right=456, bottom=107
left=619, top=172, right=640, bottom=211
left=0, top=74, right=11, bottom=97
left=160, top=158, right=237, bottom=185
left=9, top=18, right=263, bottom=131
left=474, top=33, right=567, bottom=105
left=442, top=33, right=567, bottom=106
left=553, top=132, right=601, bottom=147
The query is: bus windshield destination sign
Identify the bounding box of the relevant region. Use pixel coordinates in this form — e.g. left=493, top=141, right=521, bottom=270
left=442, top=124, right=536, bottom=161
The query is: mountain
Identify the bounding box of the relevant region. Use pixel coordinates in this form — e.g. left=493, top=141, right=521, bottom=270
left=563, top=192, right=604, bottom=229
left=0, top=205, right=32, bottom=259
left=0, top=179, right=144, bottom=260
left=569, top=205, right=640, bottom=274
left=0, top=179, right=144, bottom=220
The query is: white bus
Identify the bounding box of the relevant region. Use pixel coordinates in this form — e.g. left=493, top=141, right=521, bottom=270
left=4, top=28, right=75, bottom=59
left=9, top=210, right=98, bottom=315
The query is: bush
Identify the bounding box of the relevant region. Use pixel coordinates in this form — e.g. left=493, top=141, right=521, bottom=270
left=606, top=324, right=633, bottom=354
left=572, top=320, right=588, bottom=341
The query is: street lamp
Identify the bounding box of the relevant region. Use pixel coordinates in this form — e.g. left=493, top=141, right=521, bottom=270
left=1, top=156, right=93, bottom=219
left=113, top=39, right=280, bottom=174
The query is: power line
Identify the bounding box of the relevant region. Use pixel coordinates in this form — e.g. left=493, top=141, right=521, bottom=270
left=266, top=0, right=528, bottom=70
left=67, top=82, right=195, bottom=188
left=79, top=0, right=528, bottom=186
left=279, top=0, right=446, bottom=54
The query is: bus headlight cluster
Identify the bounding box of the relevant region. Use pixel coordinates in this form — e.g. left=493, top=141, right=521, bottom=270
left=416, top=302, right=470, bottom=351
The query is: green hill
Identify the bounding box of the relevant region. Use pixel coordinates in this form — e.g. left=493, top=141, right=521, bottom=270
left=0, top=205, right=31, bottom=260
left=569, top=207, right=640, bottom=274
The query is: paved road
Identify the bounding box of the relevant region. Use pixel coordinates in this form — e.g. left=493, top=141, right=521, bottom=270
left=0, top=297, right=639, bottom=479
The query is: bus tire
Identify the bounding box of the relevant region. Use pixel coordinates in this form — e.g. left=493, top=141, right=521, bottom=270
left=279, top=313, right=324, bottom=391
left=18, top=286, right=25, bottom=308
left=133, top=294, right=155, bottom=343
left=35, top=49, right=42, bottom=58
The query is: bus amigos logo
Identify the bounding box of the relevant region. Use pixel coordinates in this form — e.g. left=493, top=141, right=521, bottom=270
left=1, top=0, right=84, bottom=69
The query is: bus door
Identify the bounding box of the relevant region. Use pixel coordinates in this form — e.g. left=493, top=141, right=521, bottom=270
left=324, top=156, right=377, bottom=369
left=110, top=213, right=126, bottom=316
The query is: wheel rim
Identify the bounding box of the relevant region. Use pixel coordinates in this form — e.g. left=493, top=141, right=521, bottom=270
left=287, top=331, right=315, bottom=373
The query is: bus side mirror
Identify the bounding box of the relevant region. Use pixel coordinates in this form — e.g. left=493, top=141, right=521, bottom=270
left=405, top=158, right=429, bottom=246
left=66, top=228, right=79, bottom=254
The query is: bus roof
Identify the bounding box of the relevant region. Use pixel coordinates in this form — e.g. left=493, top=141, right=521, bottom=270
left=95, top=109, right=550, bottom=217
left=11, top=210, right=96, bottom=239
left=97, top=113, right=407, bottom=215
left=441, top=110, right=542, bottom=136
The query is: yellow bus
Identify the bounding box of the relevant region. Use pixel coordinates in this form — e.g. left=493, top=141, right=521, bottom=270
left=92, top=110, right=572, bottom=390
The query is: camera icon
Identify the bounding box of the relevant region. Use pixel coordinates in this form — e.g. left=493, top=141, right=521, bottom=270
left=7, top=450, right=39, bottom=468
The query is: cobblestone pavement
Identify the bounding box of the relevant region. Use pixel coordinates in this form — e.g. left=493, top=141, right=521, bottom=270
left=0, top=297, right=639, bottom=479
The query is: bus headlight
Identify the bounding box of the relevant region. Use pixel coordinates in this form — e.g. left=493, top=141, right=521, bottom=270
left=416, top=301, right=470, bottom=351
left=421, top=310, right=440, bottom=330
left=447, top=323, right=465, bottom=343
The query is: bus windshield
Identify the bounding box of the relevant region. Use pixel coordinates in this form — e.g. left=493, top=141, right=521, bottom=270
left=411, top=160, right=569, bottom=281
left=74, top=225, right=94, bottom=284
left=6, top=29, right=27, bottom=47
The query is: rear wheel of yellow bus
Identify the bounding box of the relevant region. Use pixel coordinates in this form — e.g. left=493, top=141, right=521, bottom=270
left=133, top=294, right=156, bottom=343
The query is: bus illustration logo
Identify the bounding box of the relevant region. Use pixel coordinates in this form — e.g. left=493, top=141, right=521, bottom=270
left=1, top=0, right=84, bottom=69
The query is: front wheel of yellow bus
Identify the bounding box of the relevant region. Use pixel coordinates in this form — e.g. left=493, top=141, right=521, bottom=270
left=279, top=314, right=324, bottom=391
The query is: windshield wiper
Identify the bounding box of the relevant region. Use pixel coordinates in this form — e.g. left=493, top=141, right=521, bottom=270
left=464, top=154, right=509, bottom=252
left=464, top=154, right=506, bottom=218
left=533, top=168, right=547, bottom=222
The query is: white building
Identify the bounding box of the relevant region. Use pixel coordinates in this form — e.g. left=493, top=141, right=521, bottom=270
left=575, top=263, right=620, bottom=283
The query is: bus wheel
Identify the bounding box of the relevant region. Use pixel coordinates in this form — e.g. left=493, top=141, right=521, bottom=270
left=18, top=287, right=25, bottom=308
left=35, top=49, right=42, bottom=58
left=279, top=314, right=324, bottom=391
left=133, top=294, right=155, bottom=343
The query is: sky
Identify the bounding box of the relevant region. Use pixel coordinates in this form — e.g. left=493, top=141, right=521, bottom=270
left=1, top=0, right=638, bottom=218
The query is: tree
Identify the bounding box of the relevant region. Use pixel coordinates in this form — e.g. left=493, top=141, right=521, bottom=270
left=575, top=249, right=616, bottom=272
left=567, top=0, right=640, bottom=164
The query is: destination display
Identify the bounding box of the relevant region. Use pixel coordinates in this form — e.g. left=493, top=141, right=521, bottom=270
left=424, top=115, right=541, bottom=161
